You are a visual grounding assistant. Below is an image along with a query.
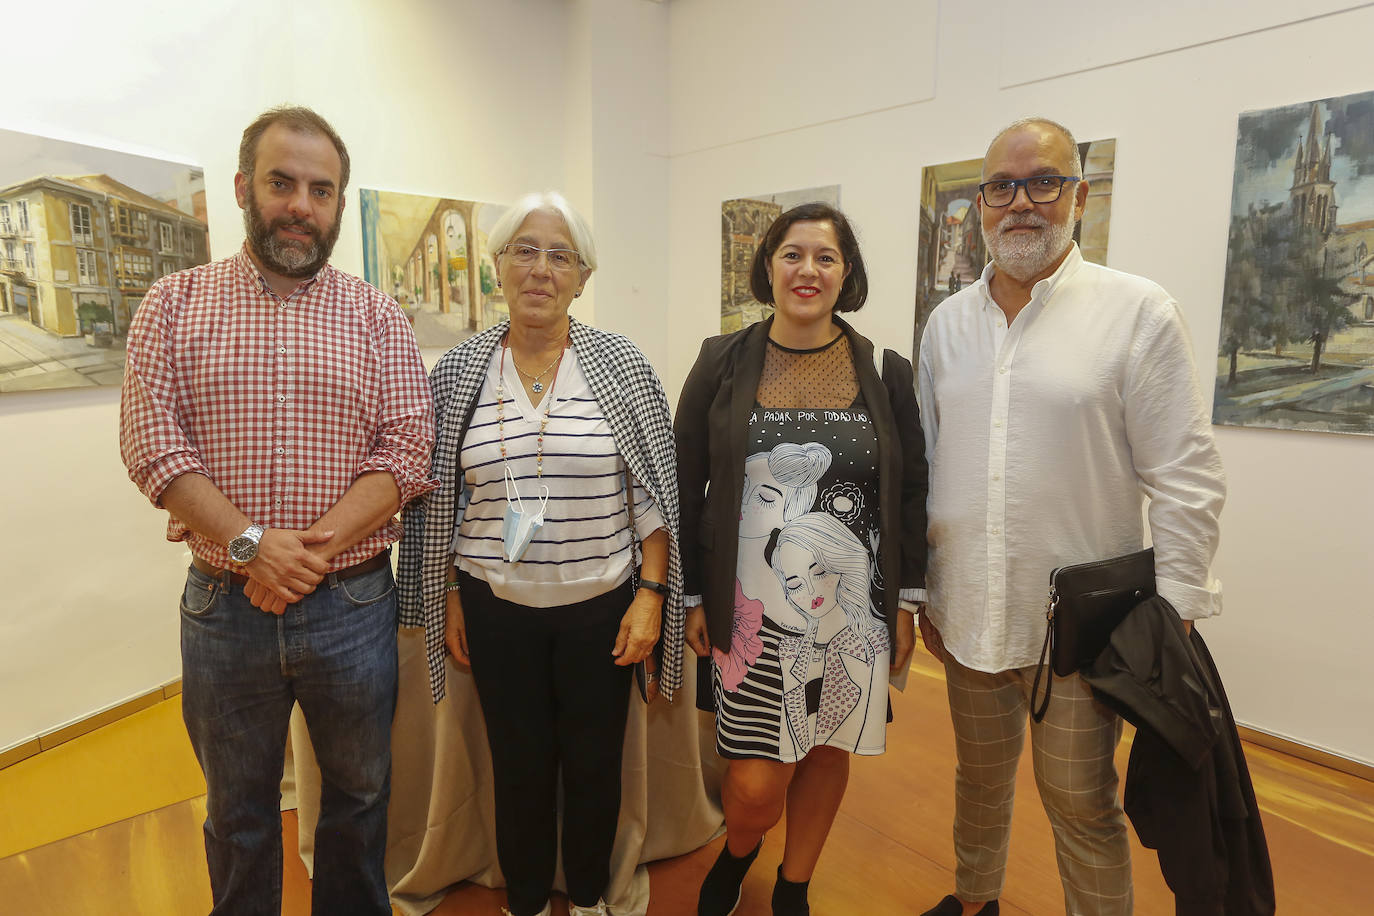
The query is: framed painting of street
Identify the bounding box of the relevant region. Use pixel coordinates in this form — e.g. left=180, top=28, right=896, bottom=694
left=0, top=128, right=208, bottom=393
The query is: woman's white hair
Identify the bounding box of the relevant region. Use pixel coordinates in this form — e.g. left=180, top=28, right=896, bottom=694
left=486, top=190, right=598, bottom=271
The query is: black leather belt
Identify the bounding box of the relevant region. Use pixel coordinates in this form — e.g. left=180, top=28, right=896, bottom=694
left=191, top=550, right=390, bottom=587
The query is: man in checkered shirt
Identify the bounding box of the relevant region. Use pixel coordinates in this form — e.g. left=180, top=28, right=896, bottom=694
left=119, top=106, right=435, bottom=915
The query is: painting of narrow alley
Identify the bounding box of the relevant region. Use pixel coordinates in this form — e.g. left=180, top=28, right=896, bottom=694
left=359, top=189, right=508, bottom=349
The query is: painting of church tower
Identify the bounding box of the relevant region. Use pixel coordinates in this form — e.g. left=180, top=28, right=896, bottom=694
left=1214, top=91, right=1374, bottom=436
left=1290, top=103, right=1338, bottom=237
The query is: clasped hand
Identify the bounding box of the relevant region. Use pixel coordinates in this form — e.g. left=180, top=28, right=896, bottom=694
left=243, top=526, right=335, bottom=615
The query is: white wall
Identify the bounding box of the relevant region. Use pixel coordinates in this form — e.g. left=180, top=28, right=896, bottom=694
left=665, top=0, right=1374, bottom=764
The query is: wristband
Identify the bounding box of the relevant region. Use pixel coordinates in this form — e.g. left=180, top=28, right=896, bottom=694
left=637, top=578, right=669, bottom=596
left=445, top=580, right=461, bottom=593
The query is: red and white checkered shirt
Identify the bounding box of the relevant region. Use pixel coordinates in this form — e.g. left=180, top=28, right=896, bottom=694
left=120, top=246, right=437, bottom=571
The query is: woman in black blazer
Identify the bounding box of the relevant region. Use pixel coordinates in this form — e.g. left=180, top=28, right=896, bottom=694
left=675, top=202, right=929, bottom=915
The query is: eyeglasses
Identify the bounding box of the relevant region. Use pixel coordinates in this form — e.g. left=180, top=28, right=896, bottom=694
left=498, top=244, right=582, bottom=272
left=978, top=175, right=1081, bottom=208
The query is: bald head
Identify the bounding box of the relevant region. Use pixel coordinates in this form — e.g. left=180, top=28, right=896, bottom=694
left=982, top=118, right=1083, bottom=180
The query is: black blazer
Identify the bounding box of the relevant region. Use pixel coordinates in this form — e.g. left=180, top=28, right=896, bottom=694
left=674, top=315, right=928, bottom=651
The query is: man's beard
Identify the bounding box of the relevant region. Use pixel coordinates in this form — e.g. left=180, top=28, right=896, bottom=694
left=242, top=185, right=341, bottom=279
left=984, top=209, right=1077, bottom=283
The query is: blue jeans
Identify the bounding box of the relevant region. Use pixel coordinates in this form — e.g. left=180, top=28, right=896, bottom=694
left=179, top=560, right=398, bottom=916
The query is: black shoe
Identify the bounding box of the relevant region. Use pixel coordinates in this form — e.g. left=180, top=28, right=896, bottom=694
left=697, top=840, right=762, bottom=916
left=919, top=895, right=1000, bottom=916
left=770, top=865, right=810, bottom=915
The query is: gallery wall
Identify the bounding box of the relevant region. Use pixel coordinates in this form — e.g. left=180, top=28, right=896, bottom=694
left=665, top=0, right=1374, bottom=764
left=0, top=0, right=676, bottom=752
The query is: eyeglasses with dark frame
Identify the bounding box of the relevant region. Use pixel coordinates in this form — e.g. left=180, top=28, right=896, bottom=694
left=978, top=175, right=1081, bottom=208
left=497, top=244, right=583, bottom=272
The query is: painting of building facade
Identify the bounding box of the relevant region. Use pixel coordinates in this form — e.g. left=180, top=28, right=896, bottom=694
left=0, top=128, right=208, bottom=393
left=359, top=189, right=508, bottom=350
left=911, top=139, right=1115, bottom=362
left=721, top=185, right=840, bottom=333
left=1214, top=92, right=1374, bottom=436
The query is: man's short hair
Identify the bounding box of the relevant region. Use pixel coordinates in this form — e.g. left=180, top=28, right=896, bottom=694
left=748, top=201, right=869, bottom=314
left=238, top=105, right=351, bottom=195
left=983, top=117, right=1083, bottom=179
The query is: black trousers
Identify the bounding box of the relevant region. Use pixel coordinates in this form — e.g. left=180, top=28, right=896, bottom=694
left=461, top=572, right=635, bottom=916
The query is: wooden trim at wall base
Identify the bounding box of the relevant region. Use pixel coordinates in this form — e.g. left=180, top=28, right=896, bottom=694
left=0, top=739, right=42, bottom=771
left=1237, top=725, right=1374, bottom=782
left=0, top=680, right=183, bottom=772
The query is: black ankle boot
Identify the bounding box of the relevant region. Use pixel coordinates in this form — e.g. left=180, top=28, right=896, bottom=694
left=771, top=865, right=810, bottom=916
left=697, top=840, right=762, bottom=916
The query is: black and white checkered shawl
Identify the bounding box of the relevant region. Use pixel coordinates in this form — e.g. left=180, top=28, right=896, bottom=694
left=397, top=318, right=684, bottom=703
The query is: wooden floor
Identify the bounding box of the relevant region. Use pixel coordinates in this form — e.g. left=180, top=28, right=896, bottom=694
left=1, top=652, right=1370, bottom=914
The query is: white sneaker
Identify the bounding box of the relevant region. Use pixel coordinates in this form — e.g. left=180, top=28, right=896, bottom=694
left=569, top=900, right=609, bottom=916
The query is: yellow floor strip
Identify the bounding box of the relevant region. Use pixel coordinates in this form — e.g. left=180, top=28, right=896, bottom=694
left=0, top=696, right=204, bottom=858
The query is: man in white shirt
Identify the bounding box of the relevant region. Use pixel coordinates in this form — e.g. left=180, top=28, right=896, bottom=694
left=915, top=118, right=1226, bottom=916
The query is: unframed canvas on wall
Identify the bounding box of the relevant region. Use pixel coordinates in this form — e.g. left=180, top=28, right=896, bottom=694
left=359, top=188, right=509, bottom=350
left=1214, top=90, right=1374, bottom=436
left=0, top=128, right=209, bottom=394
left=721, top=185, right=840, bottom=333
left=910, top=139, right=1116, bottom=363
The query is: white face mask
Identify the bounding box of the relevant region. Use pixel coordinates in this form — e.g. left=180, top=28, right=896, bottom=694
left=502, top=466, right=549, bottom=563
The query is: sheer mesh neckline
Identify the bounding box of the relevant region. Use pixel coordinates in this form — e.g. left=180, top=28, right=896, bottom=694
left=757, top=331, right=859, bottom=410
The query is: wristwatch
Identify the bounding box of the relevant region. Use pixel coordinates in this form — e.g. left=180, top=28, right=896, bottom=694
left=637, top=578, right=669, bottom=597
left=228, top=524, right=266, bottom=565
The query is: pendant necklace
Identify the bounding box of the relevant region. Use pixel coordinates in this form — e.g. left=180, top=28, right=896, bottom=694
left=511, top=348, right=562, bottom=393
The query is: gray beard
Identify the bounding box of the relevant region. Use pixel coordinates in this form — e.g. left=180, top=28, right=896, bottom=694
left=985, top=212, right=1077, bottom=282
left=242, top=188, right=341, bottom=279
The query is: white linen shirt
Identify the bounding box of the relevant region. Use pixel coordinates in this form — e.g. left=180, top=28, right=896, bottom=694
left=917, top=244, right=1225, bottom=673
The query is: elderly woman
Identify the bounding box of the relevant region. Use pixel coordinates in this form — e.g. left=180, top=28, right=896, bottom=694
left=675, top=202, right=928, bottom=915
left=398, top=191, right=683, bottom=916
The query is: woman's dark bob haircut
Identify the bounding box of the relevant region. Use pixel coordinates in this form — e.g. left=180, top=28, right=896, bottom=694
left=748, top=202, right=869, bottom=314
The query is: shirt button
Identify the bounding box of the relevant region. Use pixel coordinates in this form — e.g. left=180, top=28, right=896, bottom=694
left=993, top=420, right=1003, bottom=428
left=990, top=526, right=1001, bottom=535
left=278, top=347, right=286, bottom=354
left=277, top=395, right=286, bottom=403
left=275, top=447, right=284, bottom=455
left=992, top=472, right=1001, bottom=481
left=999, top=366, right=1008, bottom=374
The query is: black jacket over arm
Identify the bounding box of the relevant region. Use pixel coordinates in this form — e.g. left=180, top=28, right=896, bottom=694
left=673, top=315, right=928, bottom=653
left=1084, top=597, right=1275, bottom=916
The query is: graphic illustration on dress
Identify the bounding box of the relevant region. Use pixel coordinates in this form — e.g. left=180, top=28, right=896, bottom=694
left=770, top=512, right=889, bottom=754
left=715, top=442, right=831, bottom=691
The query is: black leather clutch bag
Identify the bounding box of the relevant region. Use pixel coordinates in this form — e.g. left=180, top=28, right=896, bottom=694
left=1049, top=548, right=1156, bottom=676
left=1031, top=548, right=1155, bottom=721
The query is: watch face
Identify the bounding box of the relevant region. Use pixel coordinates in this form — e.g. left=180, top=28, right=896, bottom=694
left=229, top=536, right=256, bottom=565
left=229, top=525, right=263, bottom=565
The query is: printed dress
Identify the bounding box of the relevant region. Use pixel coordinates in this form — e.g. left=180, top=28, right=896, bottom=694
left=712, top=335, right=892, bottom=761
